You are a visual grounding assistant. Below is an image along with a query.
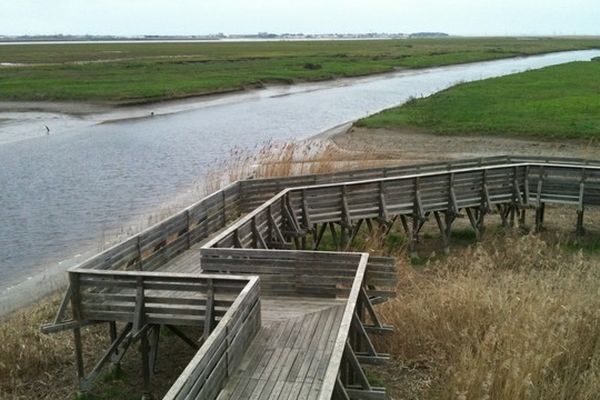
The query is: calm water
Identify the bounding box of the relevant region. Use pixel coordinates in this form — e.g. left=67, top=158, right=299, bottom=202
left=1, top=50, right=599, bottom=293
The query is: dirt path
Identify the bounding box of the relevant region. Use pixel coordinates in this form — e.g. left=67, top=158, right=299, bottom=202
left=331, top=126, right=600, bottom=163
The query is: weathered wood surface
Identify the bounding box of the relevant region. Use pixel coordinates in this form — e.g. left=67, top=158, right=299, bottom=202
left=217, top=297, right=346, bottom=400
left=163, top=277, right=261, bottom=400
left=206, top=163, right=600, bottom=252
left=201, top=248, right=396, bottom=298
left=71, top=270, right=248, bottom=327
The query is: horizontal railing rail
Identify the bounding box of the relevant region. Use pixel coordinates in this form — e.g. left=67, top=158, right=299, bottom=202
left=201, top=248, right=396, bottom=299
left=69, top=270, right=249, bottom=327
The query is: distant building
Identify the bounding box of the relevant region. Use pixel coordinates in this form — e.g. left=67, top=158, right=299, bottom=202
left=409, top=32, right=450, bottom=38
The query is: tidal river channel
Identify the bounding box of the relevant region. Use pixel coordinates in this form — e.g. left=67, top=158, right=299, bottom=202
left=1, top=49, right=599, bottom=305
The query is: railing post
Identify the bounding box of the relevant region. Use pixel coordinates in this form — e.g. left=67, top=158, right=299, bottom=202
left=203, top=279, right=215, bottom=341
left=69, top=272, right=85, bottom=389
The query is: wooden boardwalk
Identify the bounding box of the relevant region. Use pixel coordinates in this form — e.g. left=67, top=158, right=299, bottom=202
left=41, top=155, right=600, bottom=400
left=217, top=298, right=345, bottom=400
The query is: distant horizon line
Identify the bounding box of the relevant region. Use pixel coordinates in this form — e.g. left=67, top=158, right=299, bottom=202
left=2, top=32, right=599, bottom=38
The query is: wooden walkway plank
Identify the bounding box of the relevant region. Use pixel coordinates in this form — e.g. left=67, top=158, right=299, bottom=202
left=217, top=298, right=346, bottom=400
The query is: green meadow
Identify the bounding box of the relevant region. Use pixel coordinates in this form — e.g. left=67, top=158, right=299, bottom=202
left=1, top=37, right=599, bottom=103
left=358, top=59, right=600, bottom=139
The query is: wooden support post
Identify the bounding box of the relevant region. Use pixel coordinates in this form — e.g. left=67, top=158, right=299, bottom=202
left=384, top=215, right=398, bottom=236
left=334, top=376, right=351, bottom=400
left=509, top=204, right=516, bottom=227
left=497, top=204, right=510, bottom=227
left=313, top=223, right=327, bottom=250
left=233, top=229, right=243, bottom=249
left=434, top=211, right=451, bottom=255
left=267, top=204, right=274, bottom=243
left=268, top=206, right=286, bottom=246
left=399, top=214, right=412, bottom=242
left=378, top=181, right=388, bottom=221
left=301, top=189, right=312, bottom=230
left=577, top=180, right=585, bottom=237
left=132, top=276, right=146, bottom=337
left=203, top=279, right=215, bottom=341
left=524, top=165, right=530, bottom=206
left=166, top=325, right=200, bottom=350
left=411, top=177, right=426, bottom=256
left=221, top=190, right=227, bottom=226
left=344, top=342, right=371, bottom=391
left=341, top=185, right=352, bottom=230
left=252, top=216, right=268, bottom=249
left=519, top=208, right=527, bottom=227
left=285, top=194, right=302, bottom=233
left=535, top=168, right=545, bottom=232
left=73, top=328, right=85, bottom=386
left=347, top=219, right=364, bottom=250
left=465, top=208, right=481, bottom=240
left=137, top=236, right=143, bottom=271
left=140, top=329, right=152, bottom=399
left=351, top=313, right=389, bottom=365
left=68, top=273, right=85, bottom=388
left=148, top=325, right=161, bottom=376
left=359, top=288, right=386, bottom=330
left=482, top=170, right=493, bottom=213
left=52, top=284, right=72, bottom=326
left=365, top=218, right=374, bottom=234
left=80, top=323, right=133, bottom=391
left=329, top=222, right=340, bottom=251
left=185, top=209, right=192, bottom=249
left=108, top=321, right=120, bottom=372
left=341, top=225, right=348, bottom=251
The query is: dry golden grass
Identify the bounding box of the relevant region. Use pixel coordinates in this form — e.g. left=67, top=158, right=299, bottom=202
left=378, top=232, right=600, bottom=400
left=0, top=295, right=85, bottom=399
left=204, top=139, right=395, bottom=191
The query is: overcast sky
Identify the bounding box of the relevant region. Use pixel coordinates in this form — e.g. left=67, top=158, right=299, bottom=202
left=2, top=0, right=599, bottom=36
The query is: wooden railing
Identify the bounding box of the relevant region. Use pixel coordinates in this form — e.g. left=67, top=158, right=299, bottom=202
left=70, top=270, right=248, bottom=327
left=206, top=163, right=600, bottom=255
left=318, top=253, right=389, bottom=400
left=53, top=269, right=259, bottom=395
left=238, top=155, right=600, bottom=212
left=201, top=248, right=396, bottom=299
left=163, top=276, right=260, bottom=400
left=75, top=181, right=242, bottom=272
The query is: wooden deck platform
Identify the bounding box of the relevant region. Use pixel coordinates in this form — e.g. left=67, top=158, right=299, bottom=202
left=217, top=297, right=346, bottom=400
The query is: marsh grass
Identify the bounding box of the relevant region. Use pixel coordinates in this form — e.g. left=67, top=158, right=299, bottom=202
left=377, top=233, right=600, bottom=400
left=3, top=37, right=600, bottom=102
left=358, top=60, right=600, bottom=139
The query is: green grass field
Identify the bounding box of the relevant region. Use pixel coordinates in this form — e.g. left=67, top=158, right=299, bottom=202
left=1, top=37, right=599, bottom=103
left=357, top=59, right=600, bottom=139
